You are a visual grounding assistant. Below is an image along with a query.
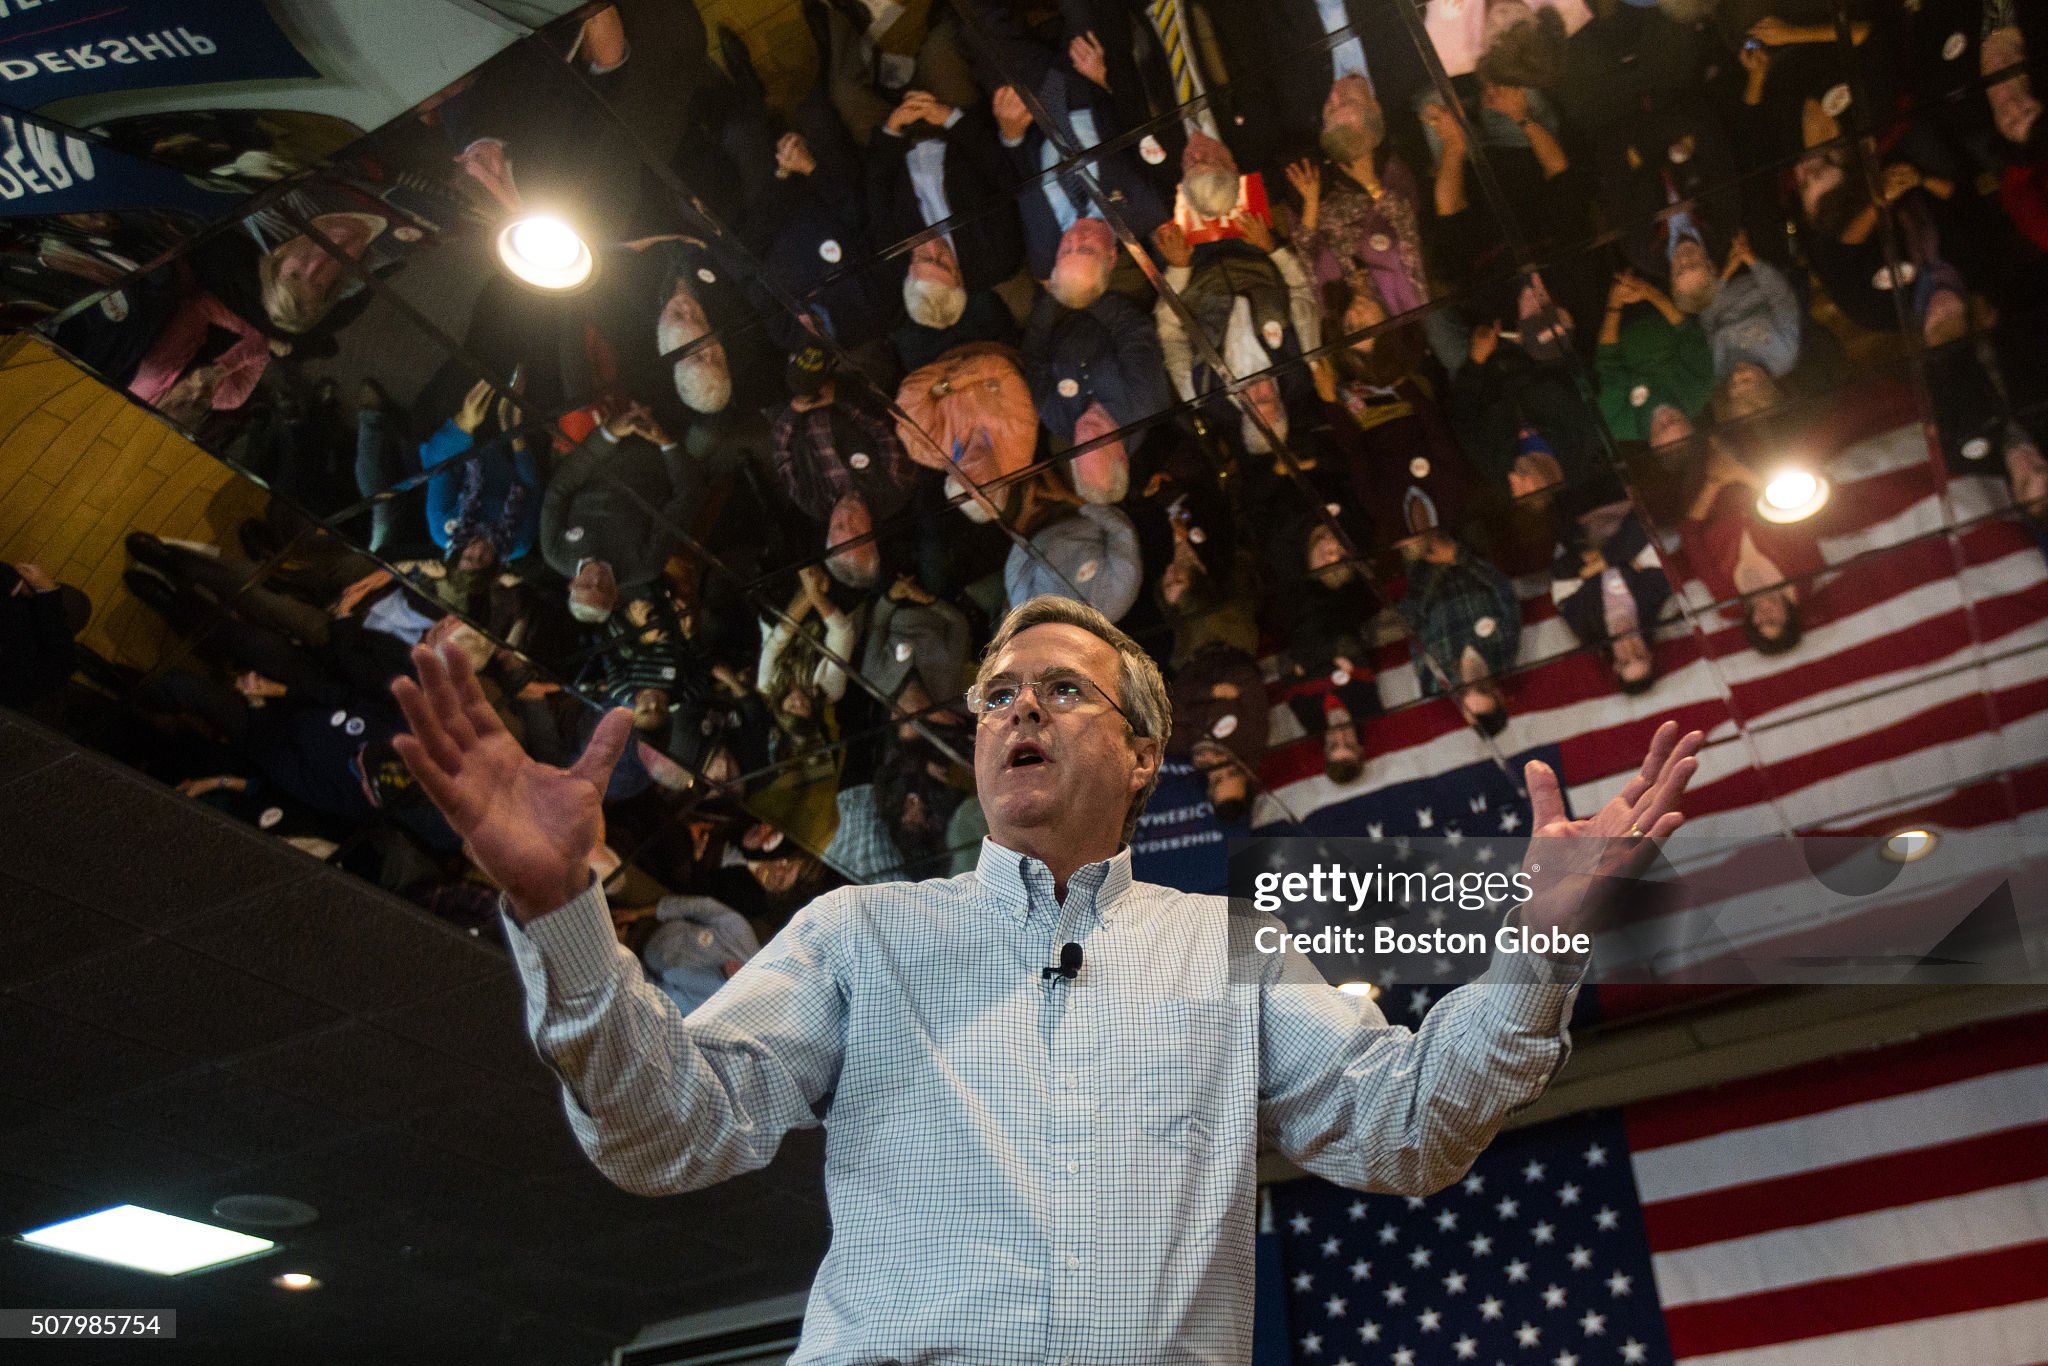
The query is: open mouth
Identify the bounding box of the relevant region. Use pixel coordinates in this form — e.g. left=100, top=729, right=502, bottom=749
left=1006, top=741, right=1049, bottom=769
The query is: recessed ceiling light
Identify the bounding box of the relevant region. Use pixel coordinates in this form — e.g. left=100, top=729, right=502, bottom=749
left=496, top=213, right=593, bottom=292
left=272, top=1272, right=321, bottom=1291
left=211, top=1195, right=319, bottom=1230
left=1757, top=468, right=1830, bottom=524
left=1337, top=981, right=1381, bottom=999
left=19, top=1205, right=275, bottom=1276
left=1880, top=827, right=1940, bottom=863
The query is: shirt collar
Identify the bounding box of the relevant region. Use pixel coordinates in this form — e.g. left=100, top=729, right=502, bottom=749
left=974, top=836, right=1135, bottom=927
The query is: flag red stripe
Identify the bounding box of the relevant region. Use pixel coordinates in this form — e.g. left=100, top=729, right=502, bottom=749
left=1641, top=1119, right=2048, bottom=1252
left=1626, top=1010, right=2048, bottom=1150
left=1675, top=676, right=2048, bottom=817
left=1660, top=1237, right=2048, bottom=1357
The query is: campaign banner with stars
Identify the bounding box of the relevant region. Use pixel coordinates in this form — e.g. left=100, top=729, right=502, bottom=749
left=1264, top=1010, right=2048, bottom=1366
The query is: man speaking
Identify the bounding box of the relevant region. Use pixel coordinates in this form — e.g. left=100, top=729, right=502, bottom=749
left=391, top=596, right=1702, bottom=1364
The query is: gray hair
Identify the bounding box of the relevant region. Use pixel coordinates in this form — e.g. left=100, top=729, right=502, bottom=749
left=976, top=594, right=1172, bottom=843
left=1183, top=167, right=1241, bottom=220
left=903, top=274, right=968, bottom=329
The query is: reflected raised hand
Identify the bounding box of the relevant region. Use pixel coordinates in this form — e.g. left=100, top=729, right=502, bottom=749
left=1518, top=720, right=1706, bottom=943
left=391, top=642, right=633, bottom=923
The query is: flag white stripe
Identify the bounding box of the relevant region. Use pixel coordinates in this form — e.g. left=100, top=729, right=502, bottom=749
left=1672, top=1297, right=2048, bottom=1366
left=1630, top=1063, right=2048, bottom=1201
left=1651, top=1177, right=2048, bottom=1308
left=1564, top=660, right=2048, bottom=842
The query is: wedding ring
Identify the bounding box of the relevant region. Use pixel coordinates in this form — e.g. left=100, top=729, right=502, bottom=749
left=1628, top=822, right=1645, bottom=839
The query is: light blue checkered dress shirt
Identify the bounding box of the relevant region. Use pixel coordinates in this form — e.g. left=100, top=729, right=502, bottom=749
left=504, top=839, right=1585, bottom=1364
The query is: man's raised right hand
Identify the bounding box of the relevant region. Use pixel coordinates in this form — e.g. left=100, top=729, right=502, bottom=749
left=391, top=642, right=633, bottom=924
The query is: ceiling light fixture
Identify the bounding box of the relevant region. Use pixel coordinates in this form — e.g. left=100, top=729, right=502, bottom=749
left=1880, top=827, right=1940, bottom=863
left=1757, top=467, right=1830, bottom=524
left=1337, top=981, right=1381, bottom=999
left=496, top=213, right=593, bottom=292
left=19, top=1205, right=275, bottom=1276
left=272, top=1272, right=321, bottom=1291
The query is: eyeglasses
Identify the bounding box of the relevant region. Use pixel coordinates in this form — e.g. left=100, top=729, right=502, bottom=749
left=965, top=671, right=1133, bottom=728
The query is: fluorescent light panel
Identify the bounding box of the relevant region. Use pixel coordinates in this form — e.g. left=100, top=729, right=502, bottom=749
left=19, top=1204, right=275, bottom=1275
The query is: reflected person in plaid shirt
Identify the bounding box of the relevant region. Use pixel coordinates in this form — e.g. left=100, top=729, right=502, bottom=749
left=391, top=595, right=1702, bottom=1364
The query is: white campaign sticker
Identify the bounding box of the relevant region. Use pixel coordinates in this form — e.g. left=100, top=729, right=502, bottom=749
left=1189, top=526, right=1206, bottom=544
left=848, top=451, right=871, bottom=470
left=1331, top=668, right=1351, bottom=687
left=1368, top=232, right=1392, bottom=252
left=345, top=716, right=366, bottom=737
left=1963, top=436, right=1991, bottom=460
left=895, top=640, right=913, bottom=661
left=443, top=518, right=458, bottom=535
left=1474, top=616, right=1497, bottom=639
left=697, top=267, right=716, bottom=283
left=1057, top=377, right=1080, bottom=397
left=564, top=525, right=584, bottom=542
left=1139, top=134, right=1167, bottom=165
left=1943, top=31, right=1967, bottom=61
left=819, top=238, right=842, bottom=263
left=258, top=807, right=284, bottom=829
left=1629, top=384, right=1650, bottom=408
left=1075, top=558, right=1100, bottom=583
left=1409, top=456, right=1431, bottom=478
left=1822, top=83, right=1852, bottom=117
left=1262, top=319, right=1285, bottom=349
left=329, top=710, right=348, bottom=728
left=1212, top=713, right=1239, bottom=738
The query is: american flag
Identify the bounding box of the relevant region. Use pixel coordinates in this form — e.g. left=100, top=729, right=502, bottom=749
left=1264, top=1009, right=2048, bottom=1366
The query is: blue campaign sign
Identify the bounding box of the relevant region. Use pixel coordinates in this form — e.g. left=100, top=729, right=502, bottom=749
left=0, top=0, right=316, bottom=109
left=0, top=107, right=232, bottom=215
left=1131, top=758, right=1231, bottom=895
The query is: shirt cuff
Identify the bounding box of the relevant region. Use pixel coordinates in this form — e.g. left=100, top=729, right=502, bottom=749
left=500, top=874, right=628, bottom=1004
left=1480, top=944, right=1587, bottom=1033
left=941, top=107, right=964, bottom=129
left=598, top=427, right=620, bottom=443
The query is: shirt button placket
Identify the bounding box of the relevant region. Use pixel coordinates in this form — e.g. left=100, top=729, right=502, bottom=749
left=1046, top=939, right=1095, bottom=1366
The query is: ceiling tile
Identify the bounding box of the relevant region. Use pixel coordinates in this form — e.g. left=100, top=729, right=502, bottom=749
left=0, top=757, right=310, bottom=929
left=0, top=997, right=193, bottom=1106
left=401, top=1087, right=591, bottom=1183
left=372, top=973, right=555, bottom=1091
left=12, top=939, right=344, bottom=1064
left=77, top=1068, right=362, bottom=1167
left=221, top=1021, right=520, bottom=1124
left=0, top=711, right=68, bottom=788
left=170, top=871, right=502, bottom=1016
left=0, top=1113, right=233, bottom=1206
left=0, top=876, right=147, bottom=988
